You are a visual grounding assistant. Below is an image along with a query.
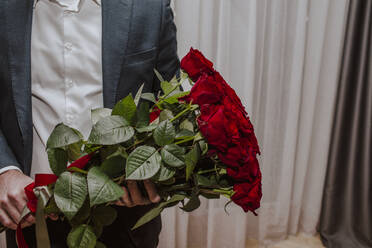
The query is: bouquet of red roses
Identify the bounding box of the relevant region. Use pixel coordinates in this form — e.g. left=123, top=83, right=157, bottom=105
left=1, top=48, right=262, bottom=248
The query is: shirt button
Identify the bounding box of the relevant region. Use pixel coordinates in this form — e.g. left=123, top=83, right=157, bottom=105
left=66, top=114, right=74, bottom=124
left=64, top=42, right=73, bottom=52
left=66, top=79, right=74, bottom=88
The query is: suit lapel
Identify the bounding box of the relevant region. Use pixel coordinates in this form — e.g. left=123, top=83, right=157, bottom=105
left=5, top=0, right=34, bottom=167
left=102, top=0, right=134, bottom=108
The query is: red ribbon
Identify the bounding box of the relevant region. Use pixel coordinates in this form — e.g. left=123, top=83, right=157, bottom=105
left=16, top=174, right=58, bottom=248
left=16, top=153, right=93, bottom=247
left=67, top=153, right=93, bottom=170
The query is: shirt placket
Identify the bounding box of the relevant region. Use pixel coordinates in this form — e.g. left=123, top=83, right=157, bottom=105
left=63, top=9, right=76, bottom=126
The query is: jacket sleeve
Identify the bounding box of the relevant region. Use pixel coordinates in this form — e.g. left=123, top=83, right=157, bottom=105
left=0, top=128, right=22, bottom=173
left=154, top=0, right=180, bottom=91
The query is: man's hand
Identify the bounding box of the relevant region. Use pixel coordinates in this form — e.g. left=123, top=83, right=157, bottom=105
left=116, top=180, right=161, bottom=207
left=0, top=170, right=35, bottom=230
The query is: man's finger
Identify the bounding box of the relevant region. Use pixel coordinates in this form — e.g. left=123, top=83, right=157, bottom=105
left=1, top=200, right=21, bottom=225
left=20, top=220, right=34, bottom=229
left=0, top=208, right=17, bottom=230
left=25, top=214, right=36, bottom=224
left=118, top=186, right=133, bottom=207
left=48, top=214, right=59, bottom=221
left=127, top=181, right=148, bottom=205
left=143, top=180, right=161, bottom=203
left=8, top=188, right=28, bottom=212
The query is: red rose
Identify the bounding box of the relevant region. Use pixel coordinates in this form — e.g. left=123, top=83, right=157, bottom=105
left=198, top=104, right=230, bottom=151
left=180, top=74, right=223, bottom=105
left=180, top=47, right=262, bottom=214
left=231, top=172, right=262, bottom=214
left=218, top=146, right=247, bottom=168
left=197, top=100, right=260, bottom=165
left=214, top=72, right=247, bottom=115
left=227, top=155, right=260, bottom=181
left=149, top=106, right=161, bottom=123
left=181, top=48, right=214, bottom=81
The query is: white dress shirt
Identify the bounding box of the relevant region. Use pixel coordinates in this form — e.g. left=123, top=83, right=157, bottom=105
left=0, top=0, right=103, bottom=178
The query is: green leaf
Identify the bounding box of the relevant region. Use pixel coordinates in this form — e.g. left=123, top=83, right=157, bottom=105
left=88, top=167, right=124, bottom=206
left=135, top=124, right=157, bottom=133
left=67, top=141, right=84, bottom=162
left=91, top=108, right=112, bottom=125
left=196, top=174, right=218, bottom=187
left=159, top=177, right=176, bottom=185
left=134, top=83, right=145, bottom=106
left=126, top=146, right=161, bottom=180
left=95, top=241, right=107, bottom=248
left=132, top=206, right=163, bottom=230
left=180, top=119, right=194, bottom=132
left=160, top=144, right=185, bottom=168
left=160, top=194, right=186, bottom=208
left=47, top=148, right=68, bottom=176
left=159, top=109, right=174, bottom=122
left=44, top=197, right=60, bottom=215
left=132, top=194, right=185, bottom=230
left=92, top=221, right=103, bottom=238
left=67, top=224, right=97, bottom=248
left=54, top=172, right=88, bottom=220
left=153, top=120, right=175, bottom=146
left=163, top=91, right=190, bottom=105
left=175, top=129, right=194, bottom=139
left=185, top=145, right=200, bottom=181
left=88, top=116, right=134, bottom=145
left=200, top=192, right=220, bottom=199
left=154, top=69, right=165, bottom=82
left=111, top=94, right=137, bottom=125
left=152, top=164, right=176, bottom=182
left=70, top=200, right=91, bottom=227
left=92, top=206, right=117, bottom=226
left=47, top=123, right=82, bottom=149
left=136, top=102, right=150, bottom=128
left=181, top=194, right=201, bottom=212
left=141, top=93, right=157, bottom=103
left=160, top=81, right=173, bottom=96
left=106, top=146, right=128, bottom=159
left=199, top=140, right=208, bottom=155
left=100, top=155, right=126, bottom=178
left=194, top=132, right=204, bottom=143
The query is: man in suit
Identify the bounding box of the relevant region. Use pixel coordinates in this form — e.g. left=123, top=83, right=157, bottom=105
left=0, top=0, right=179, bottom=247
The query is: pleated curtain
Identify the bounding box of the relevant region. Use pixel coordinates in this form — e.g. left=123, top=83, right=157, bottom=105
left=159, top=0, right=349, bottom=247
left=319, top=1, right=372, bottom=247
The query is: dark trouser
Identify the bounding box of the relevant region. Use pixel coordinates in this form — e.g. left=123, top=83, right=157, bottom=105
left=6, top=205, right=161, bottom=248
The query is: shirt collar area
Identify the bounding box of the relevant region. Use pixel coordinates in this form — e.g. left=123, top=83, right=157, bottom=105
left=34, top=0, right=101, bottom=12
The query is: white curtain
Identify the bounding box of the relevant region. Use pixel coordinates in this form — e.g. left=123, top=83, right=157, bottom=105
left=159, top=0, right=349, bottom=247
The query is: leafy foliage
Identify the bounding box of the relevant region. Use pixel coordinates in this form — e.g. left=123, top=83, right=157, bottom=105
left=112, top=94, right=137, bottom=125
left=23, top=70, right=240, bottom=248
left=161, top=144, right=185, bottom=168
left=54, top=172, right=88, bottom=220
left=87, top=167, right=124, bottom=206
left=153, top=120, right=176, bottom=146
left=88, top=116, right=134, bottom=145
left=126, top=146, right=162, bottom=180
left=47, top=124, right=82, bottom=149
left=47, top=148, right=68, bottom=176
left=67, top=224, right=97, bottom=248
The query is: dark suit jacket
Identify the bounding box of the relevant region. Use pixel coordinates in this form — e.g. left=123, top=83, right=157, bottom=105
left=0, top=0, right=179, bottom=247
